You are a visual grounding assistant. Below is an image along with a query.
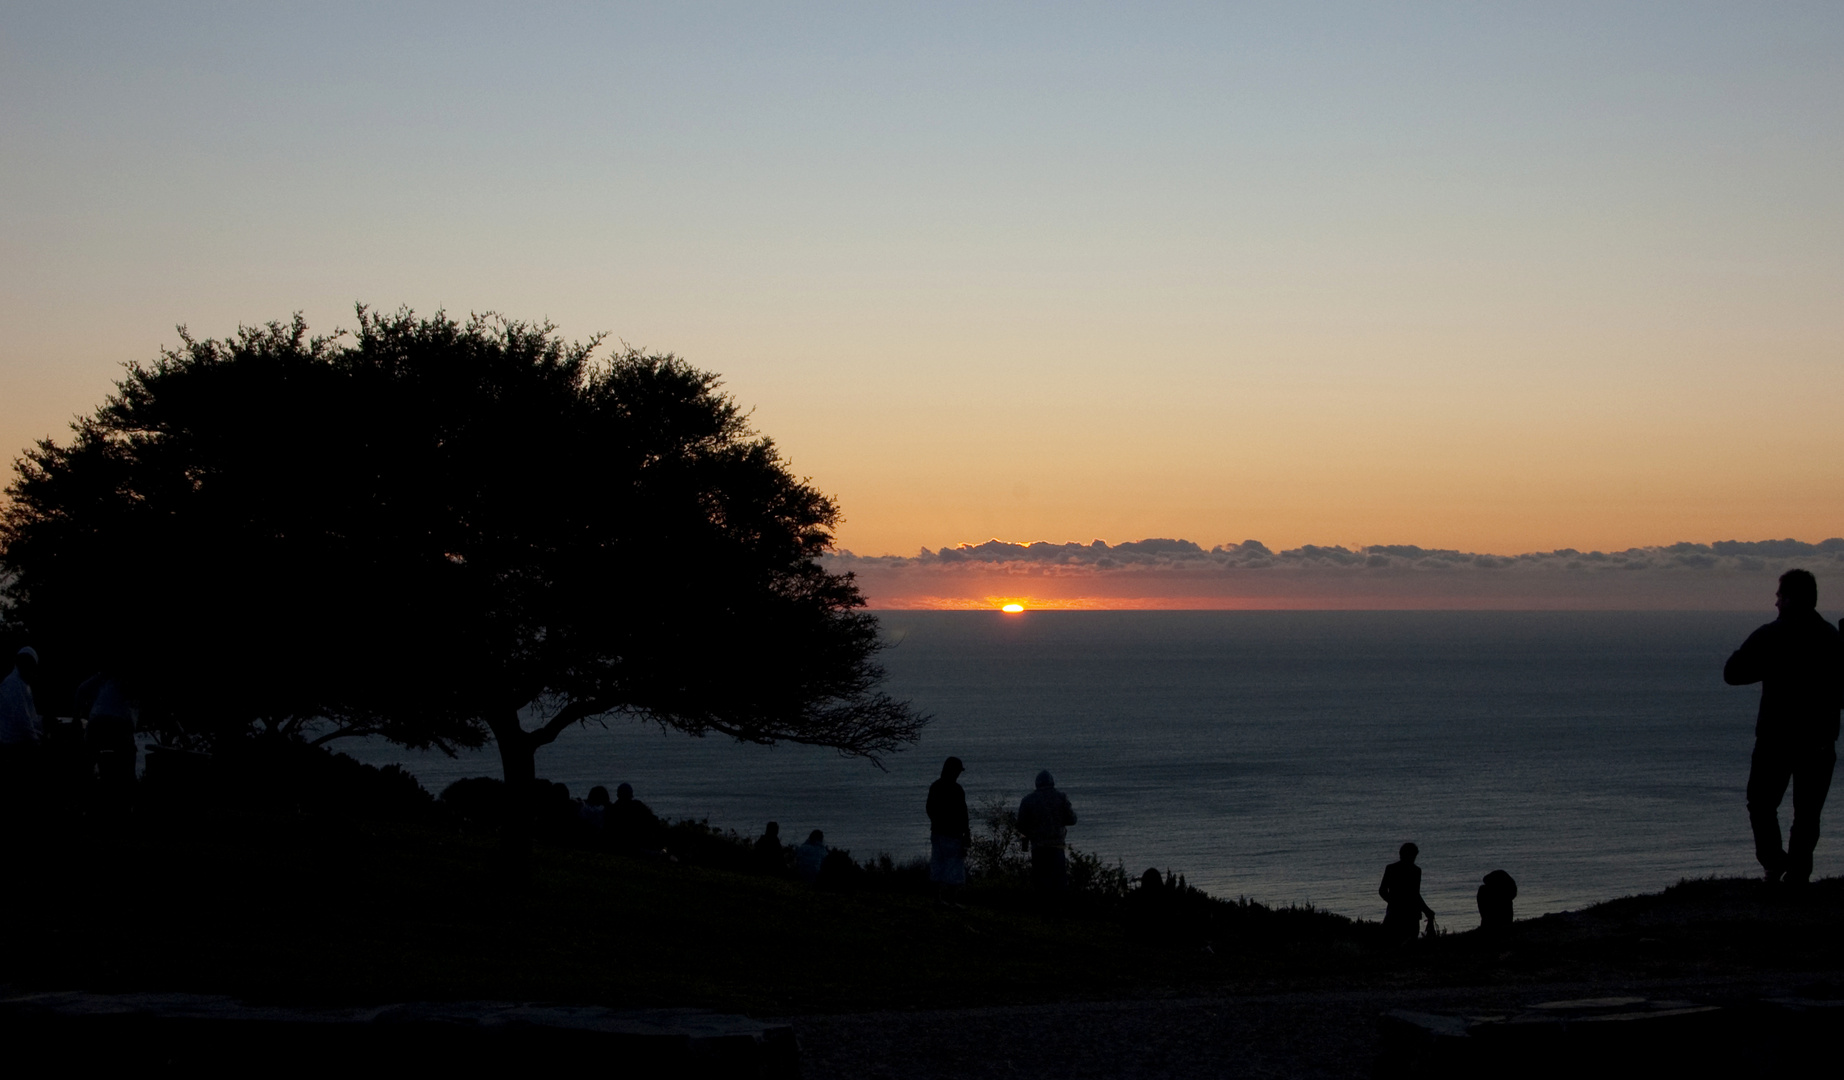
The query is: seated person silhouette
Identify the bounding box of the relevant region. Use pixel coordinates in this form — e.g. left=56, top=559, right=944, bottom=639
left=794, top=829, right=828, bottom=884
left=579, top=784, right=610, bottom=833
left=1379, top=842, right=1435, bottom=946
left=1476, top=869, right=1517, bottom=936
left=540, top=781, right=579, bottom=834
left=606, top=782, right=660, bottom=853
left=1126, top=867, right=1170, bottom=934
left=753, top=821, right=785, bottom=875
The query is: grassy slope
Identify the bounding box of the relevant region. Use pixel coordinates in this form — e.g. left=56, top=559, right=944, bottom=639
left=5, top=819, right=1841, bottom=1016
left=7, top=820, right=1190, bottom=1014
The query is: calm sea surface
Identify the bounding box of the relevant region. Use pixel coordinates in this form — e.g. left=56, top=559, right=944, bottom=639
left=345, top=610, right=1822, bottom=925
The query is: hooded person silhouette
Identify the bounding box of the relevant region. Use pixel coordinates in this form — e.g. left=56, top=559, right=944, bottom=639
left=1476, top=869, right=1517, bottom=936
left=926, top=756, right=971, bottom=897
left=1017, top=770, right=1077, bottom=896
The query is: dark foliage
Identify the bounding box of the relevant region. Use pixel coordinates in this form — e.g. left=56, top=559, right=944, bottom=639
left=0, top=308, right=925, bottom=787
left=656, top=817, right=766, bottom=871
left=966, top=794, right=1130, bottom=902
left=438, top=777, right=510, bottom=832
left=138, top=738, right=436, bottom=823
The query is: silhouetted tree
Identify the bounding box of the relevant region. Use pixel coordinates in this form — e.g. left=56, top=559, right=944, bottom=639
left=1, top=307, right=924, bottom=805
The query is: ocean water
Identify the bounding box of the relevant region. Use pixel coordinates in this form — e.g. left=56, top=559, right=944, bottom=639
left=344, top=610, right=1823, bottom=926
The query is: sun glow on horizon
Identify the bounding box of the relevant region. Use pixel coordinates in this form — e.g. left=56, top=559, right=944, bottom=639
left=1000, top=603, right=1025, bottom=613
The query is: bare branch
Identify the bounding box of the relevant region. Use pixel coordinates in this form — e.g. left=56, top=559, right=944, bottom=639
left=527, top=698, right=616, bottom=749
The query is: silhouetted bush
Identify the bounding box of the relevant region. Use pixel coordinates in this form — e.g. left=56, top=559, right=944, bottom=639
left=140, top=737, right=436, bottom=823
left=965, top=794, right=1128, bottom=906
left=439, top=777, right=508, bottom=831
left=817, top=848, right=863, bottom=893
left=857, top=853, right=931, bottom=893
left=657, top=818, right=758, bottom=870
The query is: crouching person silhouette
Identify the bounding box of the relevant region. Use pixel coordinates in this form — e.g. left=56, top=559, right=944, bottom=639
left=1476, top=869, right=1517, bottom=938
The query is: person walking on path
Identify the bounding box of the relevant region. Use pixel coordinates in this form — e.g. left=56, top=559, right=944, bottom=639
left=1379, top=842, right=1436, bottom=947
left=926, top=756, right=971, bottom=900
left=1724, top=568, right=1843, bottom=885
left=1017, top=770, right=1077, bottom=897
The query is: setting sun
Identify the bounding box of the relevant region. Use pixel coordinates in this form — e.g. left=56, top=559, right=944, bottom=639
left=1000, top=603, right=1025, bottom=613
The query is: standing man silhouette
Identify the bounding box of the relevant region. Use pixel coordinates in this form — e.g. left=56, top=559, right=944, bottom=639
left=1379, top=842, right=1435, bottom=946
left=1724, top=568, right=1843, bottom=885
left=1017, top=770, right=1077, bottom=898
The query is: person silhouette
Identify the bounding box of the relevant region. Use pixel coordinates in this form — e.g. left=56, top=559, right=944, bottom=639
left=74, top=670, right=137, bottom=803
left=607, top=782, right=661, bottom=853
left=1017, top=770, right=1077, bottom=898
left=926, top=756, right=970, bottom=900
left=1476, top=869, right=1517, bottom=936
left=794, top=829, right=827, bottom=883
left=1379, top=842, right=1435, bottom=946
left=753, top=821, right=784, bottom=875
left=1724, top=568, right=1843, bottom=885
left=0, top=648, right=43, bottom=813
left=579, top=784, right=610, bottom=835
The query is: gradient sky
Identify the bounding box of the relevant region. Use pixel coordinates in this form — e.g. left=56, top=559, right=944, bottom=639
left=5, top=3, right=1841, bottom=560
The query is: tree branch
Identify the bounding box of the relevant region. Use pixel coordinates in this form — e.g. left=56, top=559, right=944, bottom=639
left=308, top=724, right=375, bottom=747
left=693, top=696, right=928, bottom=771
left=528, top=698, right=616, bottom=749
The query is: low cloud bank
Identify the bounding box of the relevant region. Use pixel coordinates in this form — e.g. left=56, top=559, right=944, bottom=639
left=824, top=537, right=1844, bottom=610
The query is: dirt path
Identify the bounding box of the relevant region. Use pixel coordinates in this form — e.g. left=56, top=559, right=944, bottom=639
left=790, top=972, right=1837, bottom=1079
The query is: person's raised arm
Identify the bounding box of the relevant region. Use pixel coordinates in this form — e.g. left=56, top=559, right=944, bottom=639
left=1724, top=627, right=1769, bottom=686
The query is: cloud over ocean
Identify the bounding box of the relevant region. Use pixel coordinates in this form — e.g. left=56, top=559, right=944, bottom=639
left=825, top=538, right=1844, bottom=610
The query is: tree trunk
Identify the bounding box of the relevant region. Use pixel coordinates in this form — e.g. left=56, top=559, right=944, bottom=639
left=490, top=710, right=537, bottom=876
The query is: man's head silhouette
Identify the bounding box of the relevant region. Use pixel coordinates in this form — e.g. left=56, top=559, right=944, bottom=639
left=1776, top=568, right=1818, bottom=614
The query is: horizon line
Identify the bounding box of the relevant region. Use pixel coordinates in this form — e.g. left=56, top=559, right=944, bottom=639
left=832, top=535, right=1844, bottom=563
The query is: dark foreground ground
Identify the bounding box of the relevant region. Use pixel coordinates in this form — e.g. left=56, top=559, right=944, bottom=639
left=3, top=817, right=1840, bottom=1076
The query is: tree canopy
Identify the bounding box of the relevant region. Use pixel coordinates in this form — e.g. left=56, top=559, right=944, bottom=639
left=0, top=307, right=924, bottom=784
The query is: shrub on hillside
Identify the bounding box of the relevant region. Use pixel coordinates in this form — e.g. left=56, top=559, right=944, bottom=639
left=141, top=737, right=435, bottom=822
left=967, top=794, right=1127, bottom=904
